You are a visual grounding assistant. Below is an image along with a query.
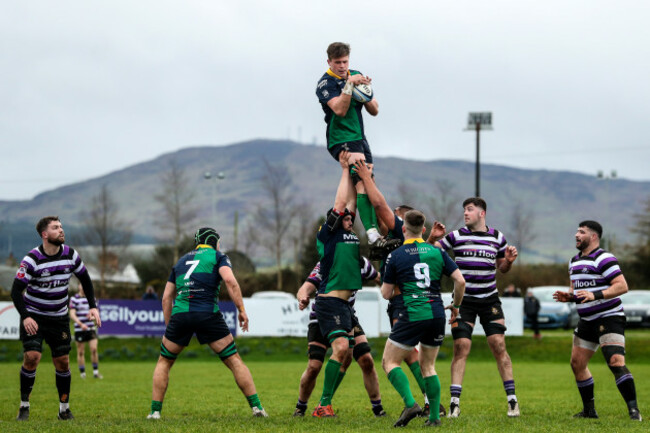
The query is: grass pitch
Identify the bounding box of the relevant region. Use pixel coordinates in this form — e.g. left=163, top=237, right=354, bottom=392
left=0, top=357, right=647, bottom=432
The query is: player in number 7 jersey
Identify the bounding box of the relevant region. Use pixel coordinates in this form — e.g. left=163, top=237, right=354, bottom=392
left=148, top=228, right=267, bottom=419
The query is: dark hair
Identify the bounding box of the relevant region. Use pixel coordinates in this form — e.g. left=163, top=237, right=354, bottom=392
left=404, top=209, right=426, bottom=234
left=394, top=205, right=414, bottom=214
left=579, top=220, right=602, bottom=239
left=194, top=227, right=220, bottom=248
left=36, top=216, right=60, bottom=236
left=327, top=42, right=350, bottom=60
left=462, top=197, right=487, bottom=212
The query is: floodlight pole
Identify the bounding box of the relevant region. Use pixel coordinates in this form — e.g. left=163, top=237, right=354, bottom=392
left=475, top=122, right=481, bottom=197
left=465, top=112, right=492, bottom=198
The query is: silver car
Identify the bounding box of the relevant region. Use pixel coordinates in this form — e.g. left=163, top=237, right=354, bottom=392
left=525, top=286, right=579, bottom=329
left=620, top=290, right=650, bottom=328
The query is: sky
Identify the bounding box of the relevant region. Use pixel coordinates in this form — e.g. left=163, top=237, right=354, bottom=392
left=2, top=1, right=649, bottom=201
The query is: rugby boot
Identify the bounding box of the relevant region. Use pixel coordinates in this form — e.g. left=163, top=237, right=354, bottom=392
left=419, top=403, right=430, bottom=418
left=16, top=406, right=29, bottom=421
left=629, top=407, right=642, bottom=421
left=394, top=403, right=422, bottom=427
left=58, top=409, right=75, bottom=420
left=369, top=237, right=402, bottom=261
left=439, top=404, right=446, bottom=418
left=94, top=373, right=103, bottom=379
left=573, top=408, right=598, bottom=419
left=252, top=407, right=268, bottom=417
left=424, top=418, right=442, bottom=427
left=312, top=404, right=336, bottom=418
left=507, top=400, right=520, bottom=417
left=448, top=402, right=460, bottom=418
left=147, top=411, right=161, bottom=419
left=372, top=405, right=387, bottom=417
left=293, top=407, right=306, bottom=417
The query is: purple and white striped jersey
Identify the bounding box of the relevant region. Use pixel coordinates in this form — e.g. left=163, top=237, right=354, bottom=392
left=439, top=227, right=507, bottom=298
left=14, top=244, right=88, bottom=318
left=569, top=248, right=624, bottom=321
left=307, top=256, right=378, bottom=324
left=70, top=294, right=97, bottom=332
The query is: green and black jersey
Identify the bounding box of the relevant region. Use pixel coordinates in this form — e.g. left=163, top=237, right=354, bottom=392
left=383, top=238, right=458, bottom=321
left=167, top=244, right=232, bottom=316
left=316, top=69, right=367, bottom=147
left=316, top=224, right=362, bottom=294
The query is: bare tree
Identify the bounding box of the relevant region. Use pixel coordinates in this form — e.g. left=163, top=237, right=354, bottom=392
left=290, top=202, right=315, bottom=274
left=427, top=178, right=464, bottom=229
left=155, top=161, right=198, bottom=263
left=81, top=184, right=132, bottom=297
left=252, top=159, right=297, bottom=290
left=509, top=198, right=537, bottom=263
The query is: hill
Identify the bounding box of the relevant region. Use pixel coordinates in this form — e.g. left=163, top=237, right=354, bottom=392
left=0, top=139, right=647, bottom=263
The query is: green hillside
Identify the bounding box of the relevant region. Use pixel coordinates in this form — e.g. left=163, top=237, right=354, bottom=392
left=0, top=139, right=647, bottom=263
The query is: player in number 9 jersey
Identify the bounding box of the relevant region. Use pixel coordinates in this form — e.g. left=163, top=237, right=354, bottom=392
left=381, top=210, right=465, bottom=427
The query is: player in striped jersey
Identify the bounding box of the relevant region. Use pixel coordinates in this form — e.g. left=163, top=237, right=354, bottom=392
left=553, top=220, right=642, bottom=421
left=11, top=216, right=100, bottom=421
left=294, top=257, right=385, bottom=417
left=148, top=227, right=267, bottom=419
left=431, top=197, right=520, bottom=418
left=70, top=282, right=102, bottom=379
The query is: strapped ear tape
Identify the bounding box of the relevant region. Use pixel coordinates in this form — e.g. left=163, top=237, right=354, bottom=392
left=195, top=227, right=220, bottom=248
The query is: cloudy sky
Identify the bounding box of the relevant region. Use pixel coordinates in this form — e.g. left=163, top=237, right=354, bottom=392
left=2, top=1, right=649, bottom=200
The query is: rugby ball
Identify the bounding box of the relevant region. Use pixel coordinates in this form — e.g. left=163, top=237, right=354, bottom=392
left=352, top=83, right=373, bottom=103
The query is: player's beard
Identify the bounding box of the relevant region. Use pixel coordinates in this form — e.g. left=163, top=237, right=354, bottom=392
left=576, top=238, right=589, bottom=251
left=49, top=234, right=65, bottom=246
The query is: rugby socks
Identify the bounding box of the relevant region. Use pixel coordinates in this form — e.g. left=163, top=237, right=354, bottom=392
left=151, top=400, right=163, bottom=414
left=320, top=359, right=342, bottom=406
left=450, top=384, right=462, bottom=405
left=408, top=361, right=427, bottom=395
left=55, top=369, right=71, bottom=403
left=576, top=377, right=595, bottom=411
left=356, top=194, right=379, bottom=243
left=93, top=362, right=99, bottom=376
left=388, top=367, right=416, bottom=408
left=20, top=366, right=36, bottom=402
left=424, top=375, right=441, bottom=421
left=333, top=370, right=346, bottom=393
left=612, top=367, right=638, bottom=410
left=503, top=380, right=517, bottom=402
left=246, top=393, right=263, bottom=410
left=295, top=399, right=308, bottom=412
left=79, top=365, right=86, bottom=374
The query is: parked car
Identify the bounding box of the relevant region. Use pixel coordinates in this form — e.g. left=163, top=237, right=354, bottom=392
left=524, top=286, right=579, bottom=329
left=620, top=290, right=650, bottom=328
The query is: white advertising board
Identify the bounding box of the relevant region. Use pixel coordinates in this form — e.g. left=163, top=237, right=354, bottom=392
left=0, top=302, right=21, bottom=340
left=241, top=291, right=524, bottom=338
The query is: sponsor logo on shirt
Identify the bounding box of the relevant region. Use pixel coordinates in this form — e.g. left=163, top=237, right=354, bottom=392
left=16, top=265, right=26, bottom=279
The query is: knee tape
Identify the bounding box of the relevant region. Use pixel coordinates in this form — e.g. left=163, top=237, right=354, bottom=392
left=353, top=342, right=371, bottom=361
left=602, top=344, right=626, bottom=364
left=308, top=345, right=327, bottom=362
left=451, top=321, right=474, bottom=340
left=608, top=364, right=631, bottom=380
left=218, top=341, right=238, bottom=360
left=52, top=344, right=71, bottom=358
left=484, top=321, right=507, bottom=337
left=160, top=342, right=178, bottom=360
